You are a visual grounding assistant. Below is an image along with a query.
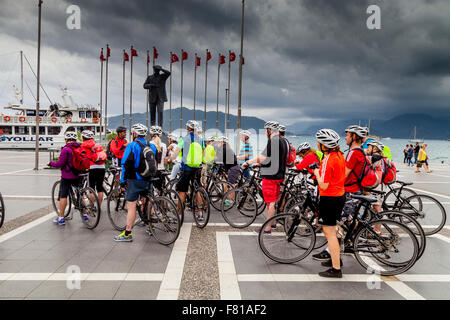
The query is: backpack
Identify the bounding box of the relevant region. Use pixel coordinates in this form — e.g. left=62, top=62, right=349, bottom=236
left=150, top=142, right=163, bottom=164
left=106, top=138, right=115, bottom=160
left=286, top=140, right=296, bottom=167
left=186, top=141, right=203, bottom=167
left=346, top=148, right=383, bottom=190
left=135, top=140, right=157, bottom=178
left=382, top=158, right=397, bottom=185
left=315, top=150, right=324, bottom=162
left=67, top=145, right=90, bottom=172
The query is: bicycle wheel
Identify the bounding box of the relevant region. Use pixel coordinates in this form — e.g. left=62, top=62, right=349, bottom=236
left=51, top=180, right=72, bottom=218
left=0, top=192, right=5, bottom=228
left=259, top=213, right=316, bottom=264
left=383, top=187, right=417, bottom=210
left=209, top=180, right=233, bottom=211
left=79, top=187, right=101, bottom=229
left=102, top=171, right=114, bottom=197
left=165, top=189, right=185, bottom=226
left=106, top=187, right=127, bottom=231
left=399, top=194, right=446, bottom=235
left=252, top=184, right=266, bottom=215
left=378, top=210, right=426, bottom=261
left=191, top=187, right=210, bottom=228
left=147, top=196, right=181, bottom=245
left=353, top=219, right=419, bottom=276
left=221, top=188, right=257, bottom=228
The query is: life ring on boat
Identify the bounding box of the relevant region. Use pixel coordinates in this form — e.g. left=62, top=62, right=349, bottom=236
left=19, top=116, right=26, bottom=122
left=51, top=117, right=57, bottom=123
left=93, top=117, right=99, bottom=123
left=66, top=117, right=72, bottom=123
left=3, top=116, right=11, bottom=122
left=81, top=118, right=87, bottom=123
left=39, top=117, right=43, bottom=123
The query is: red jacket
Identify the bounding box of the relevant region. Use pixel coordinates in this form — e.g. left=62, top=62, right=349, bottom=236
left=110, top=137, right=128, bottom=160
left=81, top=139, right=106, bottom=166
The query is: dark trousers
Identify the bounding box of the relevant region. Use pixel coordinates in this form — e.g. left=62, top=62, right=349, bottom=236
left=150, top=100, right=164, bottom=127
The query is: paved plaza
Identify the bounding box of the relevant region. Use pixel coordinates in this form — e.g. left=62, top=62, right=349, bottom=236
left=1, top=150, right=450, bottom=300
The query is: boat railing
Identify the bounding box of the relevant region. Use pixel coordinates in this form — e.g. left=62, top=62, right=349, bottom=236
left=0, top=115, right=99, bottom=125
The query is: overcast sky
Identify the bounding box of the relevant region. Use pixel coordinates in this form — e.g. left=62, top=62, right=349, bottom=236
left=1, top=0, right=449, bottom=127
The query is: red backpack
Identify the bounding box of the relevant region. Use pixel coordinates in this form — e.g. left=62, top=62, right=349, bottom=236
left=382, top=158, right=397, bottom=185
left=284, top=139, right=297, bottom=167
left=346, top=148, right=383, bottom=190
left=67, top=145, right=91, bottom=172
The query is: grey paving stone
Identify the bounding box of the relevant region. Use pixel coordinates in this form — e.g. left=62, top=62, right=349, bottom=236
left=113, top=281, right=161, bottom=300
left=21, top=240, right=58, bottom=251
left=239, top=281, right=283, bottom=300
left=0, top=260, right=30, bottom=272
left=54, top=258, right=103, bottom=274
left=276, top=281, right=361, bottom=300
left=0, top=249, right=16, bottom=260
left=4, top=249, right=48, bottom=261
left=0, top=281, right=43, bottom=298
left=129, top=258, right=170, bottom=273
left=0, top=240, right=31, bottom=251
left=69, top=281, right=122, bottom=299
left=20, top=260, right=67, bottom=273
left=405, top=282, right=450, bottom=300
left=27, top=281, right=75, bottom=299
left=92, top=259, right=136, bottom=273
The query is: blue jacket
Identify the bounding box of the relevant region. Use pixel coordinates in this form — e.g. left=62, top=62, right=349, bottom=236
left=120, top=137, right=157, bottom=182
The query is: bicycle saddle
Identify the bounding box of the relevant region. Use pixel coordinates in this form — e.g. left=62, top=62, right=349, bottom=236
left=396, top=180, right=413, bottom=186
left=349, top=194, right=378, bottom=203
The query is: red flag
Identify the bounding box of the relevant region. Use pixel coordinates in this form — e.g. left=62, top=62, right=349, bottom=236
left=171, top=53, right=179, bottom=63
left=219, top=54, right=226, bottom=65
left=100, top=49, right=106, bottom=61
left=196, top=56, right=201, bottom=67
left=147, top=51, right=150, bottom=64
left=206, top=50, right=211, bottom=61
left=123, top=51, right=129, bottom=62
left=107, top=46, right=111, bottom=58
left=131, top=47, right=138, bottom=57
left=229, top=52, right=236, bottom=62
left=242, top=56, right=245, bottom=65
left=182, top=51, right=188, bottom=61
left=153, top=47, right=158, bottom=59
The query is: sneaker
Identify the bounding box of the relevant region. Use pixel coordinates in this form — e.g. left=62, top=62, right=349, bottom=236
left=113, top=231, right=133, bottom=242
left=253, top=227, right=271, bottom=235
left=224, top=200, right=233, bottom=208
left=321, top=258, right=343, bottom=267
left=343, top=246, right=355, bottom=256
left=53, top=217, right=65, bottom=226
left=312, top=250, right=331, bottom=261
left=82, top=214, right=89, bottom=222
left=195, top=211, right=204, bottom=222
left=145, top=226, right=154, bottom=237
left=319, top=268, right=342, bottom=278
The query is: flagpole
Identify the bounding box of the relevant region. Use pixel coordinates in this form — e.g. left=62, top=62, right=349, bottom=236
left=204, top=49, right=209, bottom=134
left=146, top=50, right=149, bottom=128
left=225, top=88, right=228, bottom=135
left=193, top=53, right=197, bottom=121
left=105, top=44, right=109, bottom=144
left=180, top=49, right=184, bottom=135
left=34, top=0, right=43, bottom=171
left=122, top=50, right=126, bottom=127
left=153, top=47, right=156, bottom=67
left=237, top=0, right=245, bottom=132
left=99, top=50, right=104, bottom=144
left=129, top=45, right=134, bottom=140
left=169, top=52, right=172, bottom=133
left=216, top=53, right=221, bottom=134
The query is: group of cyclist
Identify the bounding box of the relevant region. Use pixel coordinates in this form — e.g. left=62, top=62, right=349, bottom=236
left=49, top=117, right=396, bottom=278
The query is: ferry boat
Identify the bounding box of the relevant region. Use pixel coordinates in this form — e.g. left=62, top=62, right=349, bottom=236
left=0, top=87, right=105, bottom=149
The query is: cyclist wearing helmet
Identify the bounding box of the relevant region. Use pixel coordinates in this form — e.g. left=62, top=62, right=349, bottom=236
left=244, top=121, right=288, bottom=234
left=167, top=134, right=181, bottom=181
left=237, top=130, right=253, bottom=179
left=294, top=142, right=322, bottom=180
left=81, top=130, right=107, bottom=210
left=47, top=131, right=81, bottom=225
left=311, top=129, right=346, bottom=278
left=109, top=126, right=128, bottom=167
left=114, top=124, right=150, bottom=242
left=149, top=126, right=166, bottom=192
left=278, top=125, right=296, bottom=168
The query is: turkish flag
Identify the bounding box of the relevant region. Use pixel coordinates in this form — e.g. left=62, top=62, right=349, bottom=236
left=206, top=50, right=211, bottom=61
left=171, top=53, right=179, bottom=63
left=242, top=56, right=245, bottom=65
left=124, top=51, right=129, bottom=62
left=131, top=47, right=138, bottom=57
left=229, top=52, right=236, bottom=62
left=147, top=51, right=150, bottom=64
left=153, top=47, right=158, bottom=59
left=196, top=57, right=201, bottom=67
left=182, top=51, right=188, bottom=61
left=107, top=46, right=111, bottom=58
left=100, top=49, right=106, bottom=61
left=219, top=54, right=226, bottom=65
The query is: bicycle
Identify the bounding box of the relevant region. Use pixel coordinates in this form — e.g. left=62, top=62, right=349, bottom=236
left=205, top=163, right=234, bottom=211
left=51, top=173, right=101, bottom=229
left=0, top=192, right=5, bottom=228
left=103, top=165, right=122, bottom=197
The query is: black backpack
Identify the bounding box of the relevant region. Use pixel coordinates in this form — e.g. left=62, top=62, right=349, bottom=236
left=106, top=138, right=115, bottom=160
left=135, top=140, right=157, bottom=178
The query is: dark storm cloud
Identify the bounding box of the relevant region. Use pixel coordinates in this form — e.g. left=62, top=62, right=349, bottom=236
left=1, top=0, right=449, bottom=124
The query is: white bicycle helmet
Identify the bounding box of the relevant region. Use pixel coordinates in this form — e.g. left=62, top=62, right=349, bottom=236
left=150, top=126, right=162, bottom=135
left=297, top=142, right=311, bottom=154
left=278, top=125, right=286, bottom=133
left=64, top=131, right=78, bottom=141
left=367, top=140, right=384, bottom=152
left=81, top=130, right=94, bottom=139
left=316, top=129, right=341, bottom=149
left=131, top=123, right=148, bottom=137
left=168, top=133, right=178, bottom=142
left=207, top=135, right=216, bottom=142
left=264, top=121, right=279, bottom=131
left=345, top=125, right=366, bottom=138
left=240, top=130, right=251, bottom=137
left=186, top=120, right=199, bottom=130
left=218, top=136, right=229, bottom=143
left=361, top=127, right=370, bottom=138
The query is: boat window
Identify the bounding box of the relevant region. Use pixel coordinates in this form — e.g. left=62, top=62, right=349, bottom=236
left=0, top=126, right=12, bottom=134
left=93, top=111, right=98, bottom=118
left=48, top=126, right=62, bottom=135
left=26, top=110, right=36, bottom=116
left=15, top=126, right=29, bottom=135
left=31, top=126, right=46, bottom=135
left=86, top=111, right=92, bottom=118
left=79, top=111, right=86, bottom=119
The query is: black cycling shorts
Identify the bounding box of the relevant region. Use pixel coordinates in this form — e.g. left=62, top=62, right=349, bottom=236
left=227, top=165, right=241, bottom=185
left=176, top=168, right=201, bottom=193
left=318, top=195, right=346, bottom=226
left=59, top=178, right=79, bottom=199
left=89, top=168, right=106, bottom=193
